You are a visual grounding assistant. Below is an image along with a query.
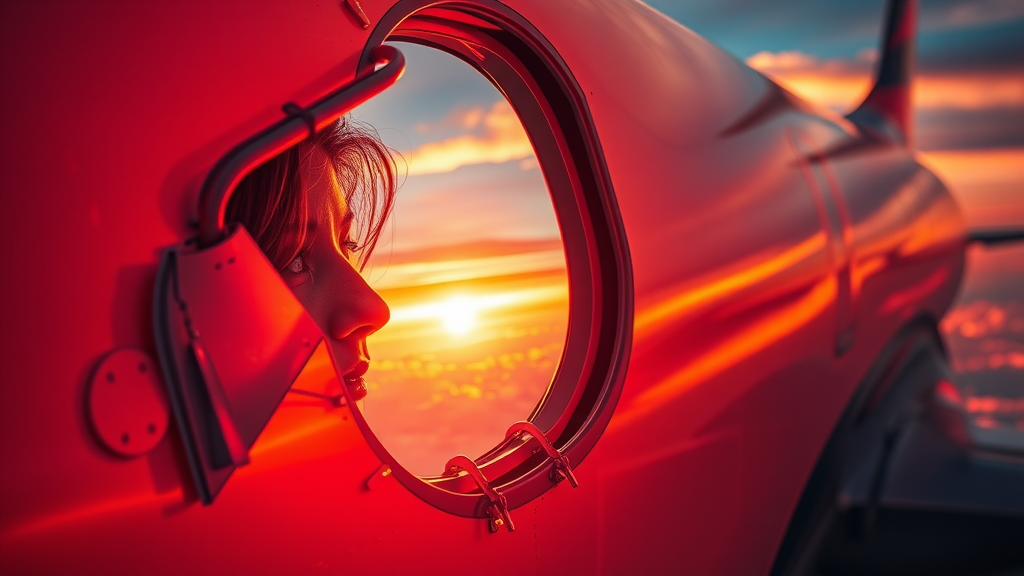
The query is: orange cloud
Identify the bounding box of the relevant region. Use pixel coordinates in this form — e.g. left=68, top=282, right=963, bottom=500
left=414, top=106, right=486, bottom=133
left=918, top=147, right=1024, bottom=227
left=920, top=147, right=1024, bottom=188
left=369, top=248, right=567, bottom=290
left=403, top=100, right=535, bottom=175
left=746, top=50, right=1024, bottom=113
left=915, top=75, right=1024, bottom=110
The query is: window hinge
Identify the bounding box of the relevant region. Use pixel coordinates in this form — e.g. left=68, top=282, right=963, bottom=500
left=445, top=455, right=515, bottom=533
left=506, top=421, right=579, bottom=488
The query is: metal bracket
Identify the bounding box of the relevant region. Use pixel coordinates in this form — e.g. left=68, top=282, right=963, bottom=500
left=364, top=463, right=392, bottom=491
left=343, top=0, right=370, bottom=29
left=505, top=421, right=579, bottom=488
left=445, top=455, right=514, bottom=533
left=188, top=335, right=250, bottom=468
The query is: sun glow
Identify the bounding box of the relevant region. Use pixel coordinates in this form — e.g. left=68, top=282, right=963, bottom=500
left=439, top=296, right=478, bottom=336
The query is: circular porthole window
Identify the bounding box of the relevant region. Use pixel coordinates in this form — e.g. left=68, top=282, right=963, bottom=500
left=347, top=0, right=633, bottom=520
left=353, top=42, right=572, bottom=478
left=156, top=0, right=632, bottom=515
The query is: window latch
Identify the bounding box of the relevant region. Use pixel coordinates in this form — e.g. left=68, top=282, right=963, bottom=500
left=505, top=421, right=579, bottom=488
left=444, top=455, right=514, bottom=533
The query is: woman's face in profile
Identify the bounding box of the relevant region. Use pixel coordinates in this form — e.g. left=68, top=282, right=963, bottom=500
left=281, top=147, right=390, bottom=400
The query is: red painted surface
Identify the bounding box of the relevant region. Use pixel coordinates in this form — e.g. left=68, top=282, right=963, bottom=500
left=0, top=0, right=966, bottom=574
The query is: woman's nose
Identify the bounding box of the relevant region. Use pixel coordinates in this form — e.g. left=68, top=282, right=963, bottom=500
left=324, top=262, right=390, bottom=342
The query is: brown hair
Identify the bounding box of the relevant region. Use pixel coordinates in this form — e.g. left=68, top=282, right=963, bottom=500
left=225, top=116, right=398, bottom=270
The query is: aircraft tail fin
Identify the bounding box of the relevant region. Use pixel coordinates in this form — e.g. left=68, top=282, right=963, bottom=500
left=847, top=0, right=917, bottom=146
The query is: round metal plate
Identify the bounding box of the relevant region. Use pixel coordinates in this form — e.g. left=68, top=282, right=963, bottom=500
left=88, top=349, right=169, bottom=457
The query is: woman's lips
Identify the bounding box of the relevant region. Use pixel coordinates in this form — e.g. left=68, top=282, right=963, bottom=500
left=344, top=376, right=368, bottom=402
left=343, top=360, right=370, bottom=402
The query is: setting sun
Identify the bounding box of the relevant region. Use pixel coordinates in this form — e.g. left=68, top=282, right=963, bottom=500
left=439, top=296, right=477, bottom=335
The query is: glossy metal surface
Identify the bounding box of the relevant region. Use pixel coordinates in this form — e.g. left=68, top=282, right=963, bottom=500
left=0, top=0, right=965, bottom=574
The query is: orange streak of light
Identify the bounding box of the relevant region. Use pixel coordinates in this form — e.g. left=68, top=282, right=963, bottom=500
left=635, top=232, right=827, bottom=334
left=248, top=415, right=346, bottom=460
left=1, top=487, right=184, bottom=541
left=2, top=402, right=352, bottom=541
left=919, top=148, right=1024, bottom=228
left=880, top=265, right=950, bottom=314
left=368, top=249, right=566, bottom=290
left=614, top=277, right=834, bottom=429
left=750, top=60, right=1024, bottom=113
left=851, top=254, right=888, bottom=298
left=920, top=148, right=1024, bottom=187
left=387, top=285, right=566, bottom=324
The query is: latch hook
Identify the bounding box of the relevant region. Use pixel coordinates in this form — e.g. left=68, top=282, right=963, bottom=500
left=505, top=421, right=579, bottom=488
left=444, top=455, right=515, bottom=533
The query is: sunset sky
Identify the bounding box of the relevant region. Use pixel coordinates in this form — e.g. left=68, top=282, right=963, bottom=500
left=646, top=0, right=1024, bottom=229
left=651, top=0, right=1024, bottom=149
left=328, top=1, right=1024, bottom=474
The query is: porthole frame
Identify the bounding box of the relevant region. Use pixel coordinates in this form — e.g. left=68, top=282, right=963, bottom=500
left=352, top=0, right=633, bottom=516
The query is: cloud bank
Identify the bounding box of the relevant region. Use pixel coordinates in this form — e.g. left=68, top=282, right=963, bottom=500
left=403, top=100, right=535, bottom=175
left=745, top=48, right=1024, bottom=149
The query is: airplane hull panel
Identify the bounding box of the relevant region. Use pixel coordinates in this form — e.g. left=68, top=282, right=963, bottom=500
left=0, top=1, right=967, bottom=574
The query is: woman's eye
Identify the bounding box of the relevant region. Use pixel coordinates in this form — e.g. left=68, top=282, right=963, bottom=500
left=343, top=240, right=362, bottom=254
left=286, top=255, right=306, bottom=274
